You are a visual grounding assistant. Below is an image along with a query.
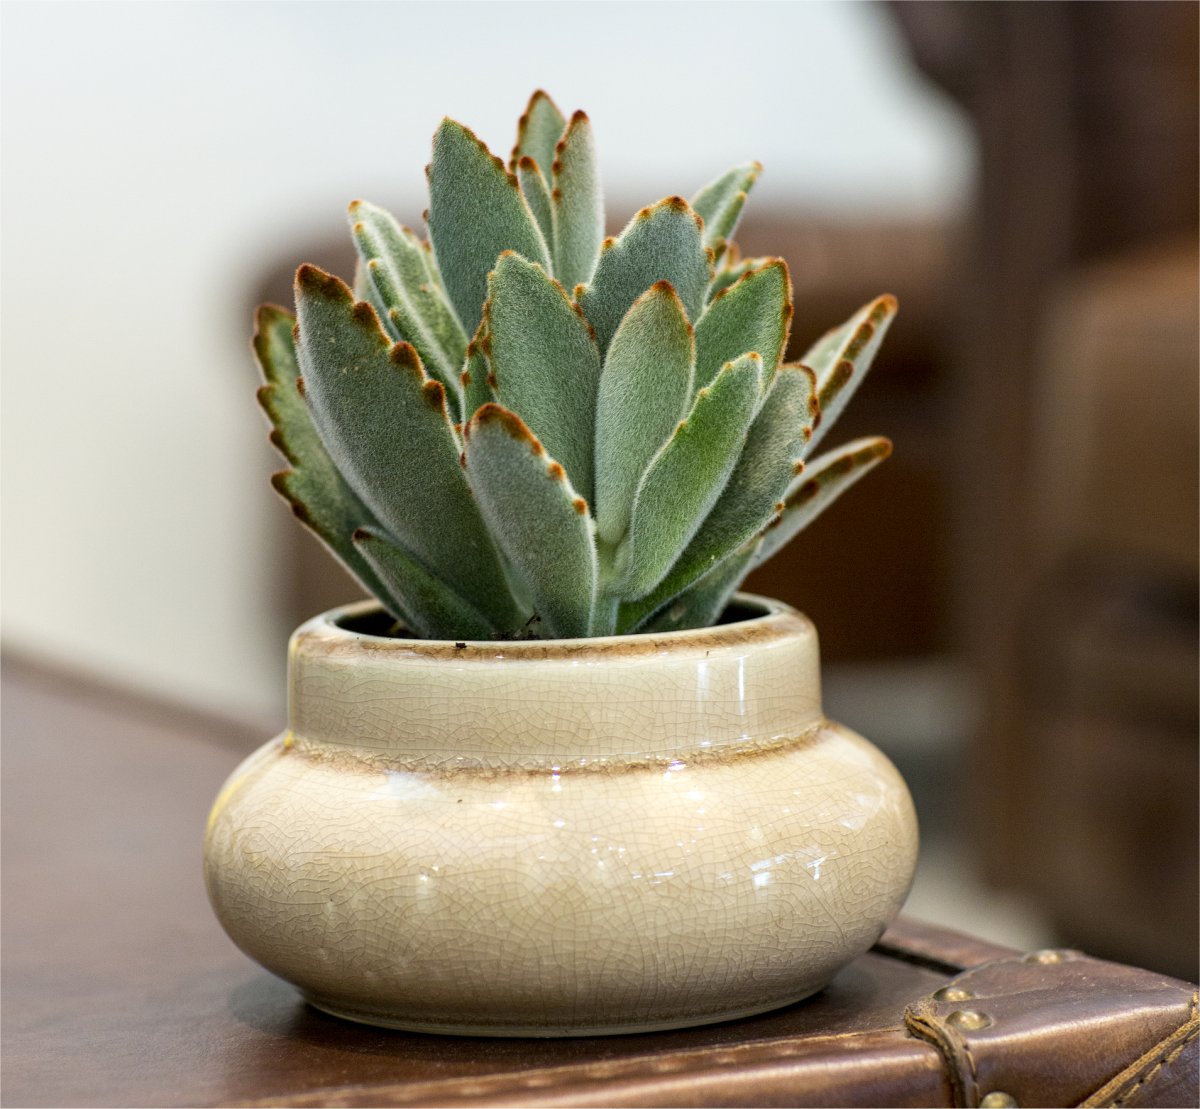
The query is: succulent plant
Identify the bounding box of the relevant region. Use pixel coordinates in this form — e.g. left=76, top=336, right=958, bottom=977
left=255, top=91, right=895, bottom=640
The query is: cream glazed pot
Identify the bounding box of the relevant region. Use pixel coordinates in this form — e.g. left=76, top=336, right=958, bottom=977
left=204, top=594, right=918, bottom=1037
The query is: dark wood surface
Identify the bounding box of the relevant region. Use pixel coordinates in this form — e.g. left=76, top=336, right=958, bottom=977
left=0, top=655, right=1035, bottom=1108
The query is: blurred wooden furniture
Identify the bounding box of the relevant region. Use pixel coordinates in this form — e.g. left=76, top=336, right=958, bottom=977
left=3, top=658, right=1197, bottom=1108
left=893, top=0, right=1199, bottom=981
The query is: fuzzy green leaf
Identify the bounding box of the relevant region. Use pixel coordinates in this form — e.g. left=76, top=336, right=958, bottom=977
left=427, top=119, right=550, bottom=336
left=458, top=325, right=494, bottom=421
left=691, top=161, right=761, bottom=265
left=635, top=543, right=758, bottom=634
left=577, top=197, right=711, bottom=356
left=614, top=365, right=816, bottom=628
left=464, top=405, right=598, bottom=638
left=254, top=305, right=404, bottom=614
left=510, top=90, right=567, bottom=182
left=516, top=156, right=555, bottom=255
left=708, top=253, right=772, bottom=300
left=484, top=252, right=602, bottom=502
left=615, top=352, right=762, bottom=599
left=551, top=111, right=604, bottom=292
left=353, top=529, right=497, bottom=640
left=293, top=265, right=520, bottom=630
left=349, top=200, right=469, bottom=411
left=804, top=294, right=897, bottom=451
left=694, top=259, right=792, bottom=391
left=753, top=436, right=892, bottom=567
left=593, top=281, right=694, bottom=547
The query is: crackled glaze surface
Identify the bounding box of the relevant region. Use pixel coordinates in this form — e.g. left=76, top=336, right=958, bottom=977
left=204, top=594, right=918, bottom=1036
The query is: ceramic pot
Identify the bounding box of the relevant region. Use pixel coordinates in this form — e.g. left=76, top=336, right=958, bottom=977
left=204, top=593, right=918, bottom=1037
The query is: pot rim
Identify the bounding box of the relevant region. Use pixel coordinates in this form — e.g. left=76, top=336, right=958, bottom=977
left=299, top=591, right=812, bottom=664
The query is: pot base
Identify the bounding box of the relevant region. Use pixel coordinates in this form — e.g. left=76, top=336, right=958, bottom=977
left=303, top=990, right=823, bottom=1038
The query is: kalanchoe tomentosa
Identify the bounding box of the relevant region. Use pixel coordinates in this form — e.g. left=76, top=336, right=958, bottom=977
left=255, top=91, right=896, bottom=640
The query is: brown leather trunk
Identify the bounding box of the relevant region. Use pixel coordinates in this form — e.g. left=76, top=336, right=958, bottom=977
left=3, top=657, right=1196, bottom=1109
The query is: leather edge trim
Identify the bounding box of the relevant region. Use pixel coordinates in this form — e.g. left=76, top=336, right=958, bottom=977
left=905, top=993, right=975, bottom=1108
left=1077, top=991, right=1199, bottom=1108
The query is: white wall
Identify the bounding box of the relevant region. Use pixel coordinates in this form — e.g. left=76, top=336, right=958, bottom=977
left=1, top=0, right=971, bottom=721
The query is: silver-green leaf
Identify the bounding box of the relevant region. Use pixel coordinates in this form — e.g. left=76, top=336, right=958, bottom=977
left=691, top=161, right=761, bottom=266
left=551, top=111, right=604, bottom=292
left=634, top=542, right=758, bottom=634
left=427, top=118, right=550, bottom=337
left=349, top=199, right=468, bottom=409
left=510, top=89, right=567, bottom=182
left=254, top=304, right=402, bottom=616
left=484, top=252, right=602, bottom=502
left=464, top=405, right=598, bottom=638
left=293, top=265, right=519, bottom=629
left=753, top=436, right=893, bottom=567
left=694, top=258, right=793, bottom=392
left=615, top=352, right=762, bottom=599
left=516, top=156, right=555, bottom=255
left=613, top=364, right=816, bottom=629
left=593, top=281, right=694, bottom=547
left=804, top=294, right=897, bottom=451
left=577, top=196, right=711, bottom=356
left=354, top=529, right=497, bottom=640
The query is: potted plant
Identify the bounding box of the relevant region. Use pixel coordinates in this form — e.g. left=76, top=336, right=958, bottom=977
left=204, top=91, right=917, bottom=1037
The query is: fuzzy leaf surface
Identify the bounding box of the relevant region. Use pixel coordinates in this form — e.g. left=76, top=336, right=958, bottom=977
left=427, top=119, right=549, bottom=336
left=253, top=305, right=402, bottom=613
left=510, top=90, right=567, bottom=181
left=615, top=365, right=815, bottom=628
left=350, top=200, right=468, bottom=408
left=293, top=266, right=519, bottom=629
left=694, top=259, right=792, bottom=391
left=754, top=436, right=892, bottom=567
left=616, top=352, right=762, bottom=599
left=464, top=405, right=597, bottom=638
left=485, top=252, right=602, bottom=502
left=459, top=326, right=494, bottom=420
left=691, top=162, right=760, bottom=265
left=516, top=157, right=555, bottom=255
left=708, top=254, right=771, bottom=301
left=577, top=197, right=711, bottom=355
left=354, top=529, right=497, bottom=639
left=593, top=281, right=694, bottom=546
left=635, top=543, right=757, bottom=634
left=551, top=111, right=604, bottom=292
left=805, top=294, right=897, bottom=451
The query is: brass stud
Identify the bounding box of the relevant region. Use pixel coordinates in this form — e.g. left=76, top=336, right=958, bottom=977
left=1024, top=949, right=1063, bottom=964
left=979, top=1093, right=1018, bottom=1107
left=947, top=1008, right=992, bottom=1031
left=933, top=985, right=975, bottom=1003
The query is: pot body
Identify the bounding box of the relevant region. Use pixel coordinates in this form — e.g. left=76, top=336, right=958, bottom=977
left=204, top=595, right=918, bottom=1036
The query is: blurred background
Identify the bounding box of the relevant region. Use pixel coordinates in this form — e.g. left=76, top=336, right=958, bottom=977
left=3, top=1, right=1196, bottom=979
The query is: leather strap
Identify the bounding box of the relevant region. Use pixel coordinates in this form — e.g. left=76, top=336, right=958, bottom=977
left=905, top=951, right=1198, bottom=1108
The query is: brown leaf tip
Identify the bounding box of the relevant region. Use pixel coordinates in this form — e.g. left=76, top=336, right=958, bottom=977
left=421, top=379, right=446, bottom=411
left=472, top=403, right=544, bottom=454
left=460, top=369, right=472, bottom=386
left=388, top=341, right=423, bottom=376
left=547, top=461, right=565, bottom=480
left=352, top=527, right=371, bottom=542
left=295, top=376, right=306, bottom=397
left=517, top=154, right=539, bottom=172
left=295, top=263, right=347, bottom=298
left=793, top=460, right=806, bottom=475
left=571, top=496, right=588, bottom=515
left=351, top=300, right=380, bottom=329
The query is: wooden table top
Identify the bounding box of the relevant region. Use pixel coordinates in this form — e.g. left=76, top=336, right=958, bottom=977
left=1, top=656, right=1015, bottom=1108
